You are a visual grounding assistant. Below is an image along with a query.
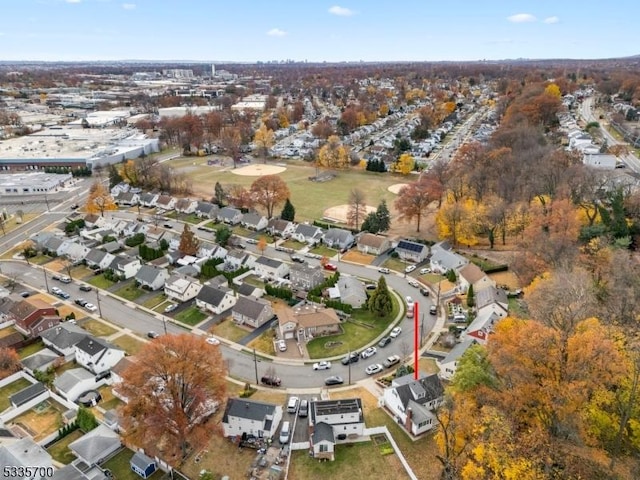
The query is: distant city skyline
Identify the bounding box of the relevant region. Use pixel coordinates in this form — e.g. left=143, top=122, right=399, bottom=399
left=1, top=0, right=637, bottom=62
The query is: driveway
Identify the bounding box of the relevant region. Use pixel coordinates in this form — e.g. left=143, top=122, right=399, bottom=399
left=237, top=319, right=274, bottom=346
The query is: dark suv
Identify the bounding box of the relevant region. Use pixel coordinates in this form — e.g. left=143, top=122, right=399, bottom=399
left=341, top=352, right=360, bottom=365
left=261, top=375, right=282, bottom=387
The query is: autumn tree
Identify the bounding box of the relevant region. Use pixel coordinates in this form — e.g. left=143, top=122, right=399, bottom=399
left=393, top=152, right=415, bottom=175
left=179, top=224, right=200, bottom=256
left=250, top=175, right=290, bottom=218
left=226, top=185, right=254, bottom=210
left=346, top=188, right=367, bottom=229
left=253, top=123, right=275, bottom=163
left=368, top=276, right=393, bottom=318
left=108, top=164, right=123, bottom=188
left=118, top=334, right=227, bottom=462
left=213, top=182, right=226, bottom=207
left=317, top=135, right=350, bottom=170
left=86, top=181, right=117, bottom=217
left=436, top=196, right=480, bottom=247
left=0, top=347, right=20, bottom=379
left=257, top=237, right=268, bottom=255
left=395, top=176, right=443, bottom=232
left=220, top=126, right=243, bottom=168
left=280, top=198, right=295, bottom=222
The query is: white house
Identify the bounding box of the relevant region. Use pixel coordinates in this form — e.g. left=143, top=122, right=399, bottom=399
left=291, top=224, right=324, bottom=245
left=53, top=367, right=100, bottom=402
left=74, top=336, right=126, bottom=375
left=437, top=339, right=477, bottom=381
left=108, top=255, right=141, bottom=279
left=139, top=192, right=159, bottom=207
left=267, top=218, right=295, bottom=238
left=61, top=241, right=91, bottom=263
left=463, top=310, right=502, bottom=345
left=241, top=212, right=268, bottom=231
left=430, top=241, right=468, bottom=273
left=218, top=207, right=243, bottom=225
left=457, top=263, right=495, bottom=294
left=175, top=198, right=198, bottom=214
left=155, top=194, right=177, bottom=211
left=395, top=239, right=429, bottom=262
left=196, top=285, right=237, bottom=315
left=322, top=228, right=354, bottom=250
left=222, top=398, right=283, bottom=440
left=135, top=265, right=170, bottom=291
left=84, top=248, right=116, bottom=271
left=475, top=286, right=509, bottom=317
left=164, top=274, right=203, bottom=303
left=309, top=398, right=366, bottom=461
left=253, top=256, right=289, bottom=280
left=40, top=323, right=88, bottom=360
left=357, top=233, right=391, bottom=255
left=383, top=373, right=444, bottom=436
left=68, top=424, right=121, bottom=466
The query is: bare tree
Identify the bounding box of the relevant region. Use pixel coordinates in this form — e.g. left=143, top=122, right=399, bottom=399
left=347, top=188, right=367, bottom=229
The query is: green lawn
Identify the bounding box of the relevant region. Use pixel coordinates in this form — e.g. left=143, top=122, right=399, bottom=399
left=97, top=384, right=124, bottom=411
left=0, top=378, right=31, bottom=411
left=141, top=292, right=167, bottom=309
left=232, top=225, right=254, bottom=237
left=464, top=253, right=505, bottom=271
left=26, top=254, right=52, bottom=265
left=164, top=159, right=401, bottom=222
left=81, top=319, right=118, bottom=337
left=18, top=340, right=44, bottom=359
left=242, top=275, right=266, bottom=289
left=0, top=325, right=19, bottom=340
left=310, top=244, right=338, bottom=258
left=87, top=274, right=115, bottom=289
left=170, top=212, right=201, bottom=224
left=113, top=283, right=145, bottom=301
left=102, top=448, right=164, bottom=480
left=382, top=257, right=410, bottom=273
left=306, top=294, right=401, bottom=359
left=210, top=318, right=248, bottom=342
left=46, top=429, right=82, bottom=464
left=280, top=239, right=306, bottom=250
left=111, top=334, right=145, bottom=355
left=175, top=306, right=207, bottom=326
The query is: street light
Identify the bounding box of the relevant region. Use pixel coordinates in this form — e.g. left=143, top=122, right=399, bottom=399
left=253, top=348, right=259, bottom=385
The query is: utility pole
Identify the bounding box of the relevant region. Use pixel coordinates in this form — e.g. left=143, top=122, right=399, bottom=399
left=253, top=348, right=259, bottom=385
left=420, top=313, right=425, bottom=348
left=162, top=316, right=168, bottom=335
left=96, top=290, right=103, bottom=318
left=348, top=350, right=352, bottom=385
left=43, top=267, right=49, bottom=292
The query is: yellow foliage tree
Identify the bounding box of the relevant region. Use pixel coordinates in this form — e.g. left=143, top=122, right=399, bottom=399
left=379, top=104, right=389, bottom=116
left=120, top=159, right=138, bottom=185
left=394, top=153, right=415, bottom=175
left=253, top=123, right=275, bottom=163
left=317, top=135, right=350, bottom=170
left=85, top=182, right=117, bottom=217
left=436, top=196, right=479, bottom=246
left=278, top=110, right=289, bottom=129
left=544, top=83, right=562, bottom=98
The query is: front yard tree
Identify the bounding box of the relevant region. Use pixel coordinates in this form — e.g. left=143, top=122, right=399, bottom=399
left=179, top=223, right=200, bottom=256
left=394, top=152, right=415, bottom=175
left=280, top=198, right=295, bottom=222
left=257, top=237, right=268, bottom=255
left=213, top=181, right=226, bottom=207
left=253, top=123, right=275, bottom=163
left=215, top=225, right=232, bottom=247
left=375, top=200, right=391, bottom=232
left=119, top=334, right=227, bottom=463
left=347, top=188, right=367, bottom=229
left=250, top=175, right=290, bottom=219
left=86, top=181, right=117, bottom=217
left=0, top=347, right=20, bottom=379
left=369, top=276, right=393, bottom=318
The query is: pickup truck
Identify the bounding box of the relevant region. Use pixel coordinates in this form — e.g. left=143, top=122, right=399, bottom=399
left=383, top=355, right=401, bottom=368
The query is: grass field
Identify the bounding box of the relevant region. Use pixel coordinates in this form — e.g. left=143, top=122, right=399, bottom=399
left=113, top=283, right=145, bottom=301
left=209, top=318, right=247, bottom=342
left=96, top=384, right=124, bottom=411
left=18, top=341, right=45, bottom=359
left=111, top=334, right=145, bottom=355
left=310, top=244, right=338, bottom=257
left=12, top=399, right=66, bottom=441
left=165, top=158, right=401, bottom=222
left=174, top=306, right=207, bottom=326
left=141, top=292, right=167, bottom=309
left=102, top=448, right=164, bottom=480
left=280, top=239, right=306, bottom=250
left=0, top=378, right=32, bottom=411
left=246, top=329, right=277, bottom=356
left=0, top=326, right=19, bottom=340
left=87, top=274, right=115, bottom=289
left=81, top=319, right=118, bottom=337
left=46, top=429, right=82, bottom=464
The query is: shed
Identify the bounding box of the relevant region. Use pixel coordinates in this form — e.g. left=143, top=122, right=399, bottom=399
left=130, top=451, right=157, bottom=479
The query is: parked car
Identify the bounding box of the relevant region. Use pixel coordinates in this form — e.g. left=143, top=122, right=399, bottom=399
left=163, top=223, right=173, bottom=229
left=419, top=267, right=431, bottom=274
left=206, top=337, right=220, bottom=345
left=261, top=375, right=282, bottom=387
left=50, top=287, right=62, bottom=295
left=341, top=352, right=359, bottom=365
left=57, top=291, right=70, bottom=299
left=407, top=279, right=419, bottom=288
left=313, top=361, right=331, bottom=370
left=291, top=255, right=305, bottom=263
left=364, top=283, right=377, bottom=291
left=324, top=375, right=344, bottom=386
left=246, top=238, right=258, bottom=244
left=365, top=363, right=383, bottom=375
left=79, top=285, right=92, bottom=292
left=164, top=303, right=178, bottom=313
left=404, top=265, right=416, bottom=273
left=419, top=288, right=430, bottom=297
left=51, top=275, right=61, bottom=281
left=383, top=355, right=401, bottom=368
left=19, top=291, right=31, bottom=298
left=378, top=268, right=390, bottom=274
left=378, top=336, right=391, bottom=348
left=324, top=263, right=338, bottom=271
left=74, top=298, right=87, bottom=307
left=147, top=331, right=160, bottom=339
left=361, top=347, right=377, bottom=359
left=279, top=421, right=290, bottom=444
left=298, top=399, right=309, bottom=418
left=277, top=339, right=287, bottom=352
left=390, top=327, right=402, bottom=338
left=84, top=303, right=97, bottom=312
left=429, top=305, right=437, bottom=315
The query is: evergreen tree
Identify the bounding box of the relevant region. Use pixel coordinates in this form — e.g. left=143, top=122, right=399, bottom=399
left=280, top=198, right=296, bottom=222
left=360, top=212, right=379, bottom=233
left=375, top=200, right=391, bottom=232
left=369, top=276, right=393, bottom=317
left=214, top=182, right=226, bottom=207
left=215, top=225, right=232, bottom=247
left=467, top=284, right=475, bottom=308
left=77, top=407, right=98, bottom=432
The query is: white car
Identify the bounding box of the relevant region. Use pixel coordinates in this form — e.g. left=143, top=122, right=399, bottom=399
left=378, top=267, right=390, bottom=274
left=365, top=363, right=383, bottom=375
left=84, top=303, right=97, bottom=312
left=419, top=267, right=431, bottom=275
left=206, top=337, right=220, bottom=345
left=164, top=303, right=178, bottom=313
left=404, top=265, right=417, bottom=273
left=277, top=339, right=287, bottom=352
left=407, top=279, right=419, bottom=288
left=390, top=327, right=402, bottom=338
left=361, top=347, right=377, bottom=359
left=313, top=361, right=332, bottom=370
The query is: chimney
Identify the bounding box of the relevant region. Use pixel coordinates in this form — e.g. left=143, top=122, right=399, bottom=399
left=405, top=407, right=413, bottom=432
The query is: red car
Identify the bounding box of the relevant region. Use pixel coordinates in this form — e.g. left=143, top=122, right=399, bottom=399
left=324, top=263, right=338, bottom=271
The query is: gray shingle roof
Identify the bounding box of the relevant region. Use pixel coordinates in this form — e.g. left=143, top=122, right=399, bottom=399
left=222, top=398, right=277, bottom=423
left=131, top=451, right=155, bottom=470
left=135, top=265, right=167, bottom=284
left=75, top=336, right=115, bottom=356
left=40, top=323, right=88, bottom=351
left=441, top=339, right=477, bottom=365
left=255, top=256, right=284, bottom=269
left=233, top=296, right=270, bottom=321
left=21, top=349, right=60, bottom=372
left=53, top=368, right=94, bottom=393
left=393, top=373, right=444, bottom=409
left=196, top=285, right=232, bottom=306
left=0, top=438, right=52, bottom=471
left=68, top=424, right=120, bottom=465
left=312, top=422, right=335, bottom=444
left=10, top=382, right=46, bottom=407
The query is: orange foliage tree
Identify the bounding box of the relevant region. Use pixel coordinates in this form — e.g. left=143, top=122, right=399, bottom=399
left=250, top=175, right=290, bottom=219
left=85, top=181, right=117, bottom=217
left=0, top=347, right=20, bottom=379
left=395, top=175, right=443, bottom=232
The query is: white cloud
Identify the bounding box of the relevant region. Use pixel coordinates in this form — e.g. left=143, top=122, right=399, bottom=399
left=543, top=16, right=559, bottom=24
left=329, top=6, right=355, bottom=17
left=122, top=3, right=136, bottom=9
left=267, top=28, right=287, bottom=37
left=507, top=13, right=536, bottom=23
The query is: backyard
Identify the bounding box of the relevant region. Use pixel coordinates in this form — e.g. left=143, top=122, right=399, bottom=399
left=102, top=448, right=164, bottom=480
left=46, top=429, right=83, bottom=464
left=11, top=399, right=67, bottom=442
left=0, top=377, right=32, bottom=411
left=18, top=340, right=45, bottom=359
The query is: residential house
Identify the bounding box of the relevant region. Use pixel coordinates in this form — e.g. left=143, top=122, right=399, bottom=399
left=138, top=192, right=159, bottom=208
left=30, top=231, right=56, bottom=251
left=194, top=201, right=219, bottom=219
left=164, top=274, right=203, bottom=302
left=463, top=309, right=502, bottom=344
left=175, top=198, right=198, bottom=214
left=429, top=241, right=468, bottom=274
left=333, top=276, right=367, bottom=308
left=10, top=298, right=60, bottom=337
left=198, top=243, right=227, bottom=260
left=236, top=283, right=263, bottom=299
left=475, top=286, right=509, bottom=317
left=115, top=191, right=140, bottom=206
left=278, top=305, right=341, bottom=342
left=309, top=398, right=365, bottom=460
left=53, top=367, right=99, bottom=401
left=101, top=240, right=122, bottom=254
left=457, top=263, right=495, bottom=294
left=155, top=194, right=177, bottom=211
left=75, top=336, right=126, bottom=375
left=437, top=339, right=478, bottom=381
left=221, top=398, right=283, bottom=440
left=9, top=382, right=48, bottom=408
left=135, top=265, right=170, bottom=291
left=241, top=212, right=268, bottom=231
left=0, top=438, right=54, bottom=476
left=291, top=224, right=324, bottom=245
left=110, top=182, right=130, bottom=196
left=111, top=356, right=138, bottom=402
left=108, top=255, right=141, bottom=279
left=130, top=451, right=157, bottom=479
left=84, top=248, right=116, bottom=271
left=145, top=226, right=168, bottom=243
left=68, top=424, right=121, bottom=466
left=322, top=228, right=354, bottom=250
left=218, top=206, right=243, bottom=225
left=60, top=241, right=90, bottom=263
left=383, top=373, right=445, bottom=436
left=83, top=213, right=108, bottom=229
left=43, top=236, right=66, bottom=256
left=253, top=256, right=289, bottom=280
left=232, top=296, right=274, bottom=329
left=21, top=349, right=61, bottom=375
left=357, top=233, right=391, bottom=256
left=395, top=239, right=429, bottom=263
left=40, top=323, right=88, bottom=360
left=196, top=285, right=237, bottom=315
left=267, top=218, right=295, bottom=238
left=290, top=264, right=325, bottom=291
left=224, top=250, right=256, bottom=271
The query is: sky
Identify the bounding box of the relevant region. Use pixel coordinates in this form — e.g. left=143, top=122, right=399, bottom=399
left=1, top=0, right=638, bottom=63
